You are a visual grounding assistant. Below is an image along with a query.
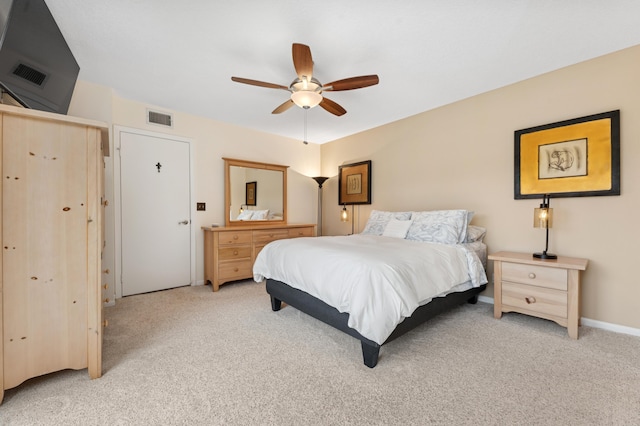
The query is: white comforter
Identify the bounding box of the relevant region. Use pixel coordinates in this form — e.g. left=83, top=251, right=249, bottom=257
left=253, top=234, right=488, bottom=345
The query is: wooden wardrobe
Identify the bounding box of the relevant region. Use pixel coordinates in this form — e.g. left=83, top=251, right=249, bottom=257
left=0, top=105, right=108, bottom=403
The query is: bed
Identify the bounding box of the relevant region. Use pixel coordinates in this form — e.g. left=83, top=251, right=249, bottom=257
left=253, top=209, right=488, bottom=367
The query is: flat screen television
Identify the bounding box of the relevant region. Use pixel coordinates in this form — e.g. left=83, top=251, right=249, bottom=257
left=0, top=0, right=79, bottom=114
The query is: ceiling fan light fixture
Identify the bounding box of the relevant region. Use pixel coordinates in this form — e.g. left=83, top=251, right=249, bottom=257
left=291, top=90, right=322, bottom=108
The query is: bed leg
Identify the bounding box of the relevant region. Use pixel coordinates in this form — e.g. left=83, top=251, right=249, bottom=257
left=361, top=341, right=380, bottom=368
left=270, top=295, right=282, bottom=311
left=467, top=295, right=479, bottom=304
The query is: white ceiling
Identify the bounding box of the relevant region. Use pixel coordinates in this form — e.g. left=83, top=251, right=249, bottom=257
left=47, top=0, right=640, bottom=144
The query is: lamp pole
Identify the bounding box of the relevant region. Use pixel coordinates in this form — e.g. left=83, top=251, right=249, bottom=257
left=312, top=177, right=329, bottom=236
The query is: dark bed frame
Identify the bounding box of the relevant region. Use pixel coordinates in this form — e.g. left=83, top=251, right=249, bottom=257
left=266, top=279, right=487, bottom=368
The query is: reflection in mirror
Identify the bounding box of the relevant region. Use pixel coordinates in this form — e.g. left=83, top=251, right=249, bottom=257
left=224, top=158, right=288, bottom=226
left=229, top=166, right=283, bottom=220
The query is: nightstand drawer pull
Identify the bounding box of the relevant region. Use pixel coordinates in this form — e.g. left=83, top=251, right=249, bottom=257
left=528, top=273, right=536, bottom=279
left=525, top=296, right=536, bottom=304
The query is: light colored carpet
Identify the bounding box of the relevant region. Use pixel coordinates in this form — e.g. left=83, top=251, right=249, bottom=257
left=1, top=280, right=639, bottom=425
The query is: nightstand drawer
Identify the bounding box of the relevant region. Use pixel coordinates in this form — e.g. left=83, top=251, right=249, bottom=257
left=218, top=246, right=251, bottom=261
left=502, top=262, right=567, bottom=291
left=218, top=260, right=253, bottom=281
left=218, top=231, right=252, bottom=246
left=502, top=281, right=567, bottom=319
left=253, top=229, right=289, bottom=244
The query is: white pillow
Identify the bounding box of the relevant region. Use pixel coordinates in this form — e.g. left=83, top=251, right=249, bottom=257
left=251, top=209, right=269, bottom=220
left=382, top=218, right=413, bottom=238
left=236, top=210, right=254, bottom=220
left=361, top=210, right=412, bottom=235
left=406, top=210, right=470, bottom=244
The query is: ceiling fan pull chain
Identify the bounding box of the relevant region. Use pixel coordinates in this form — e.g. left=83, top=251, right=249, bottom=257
left=303, top=107, right=308, bottom=145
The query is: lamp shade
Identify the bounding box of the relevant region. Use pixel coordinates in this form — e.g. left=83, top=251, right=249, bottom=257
left=341, top=205, right=349, bottom=222
left=312, top=176, right=329, bottom=188
left=533, top=207, right=553, bottom=228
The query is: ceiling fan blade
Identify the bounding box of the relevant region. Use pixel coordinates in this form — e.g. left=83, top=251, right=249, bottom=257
left=323, top=75, right=379, bottom=91
left=231, top=77, right=288, bottom=90
left=292, top=43, right=314, bottom=80
left=319, top=97, right=346, bottom=116
left=272, top=99, right=295, bottom=114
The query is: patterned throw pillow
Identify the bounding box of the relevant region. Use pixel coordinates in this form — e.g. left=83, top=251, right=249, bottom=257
left=465, top=225, right=486, bottom=243
left=236, top=210, right=254, bottom=220
left=406, top=210, right=469, bottom=244
left=361, top=210, right=412, bottom=235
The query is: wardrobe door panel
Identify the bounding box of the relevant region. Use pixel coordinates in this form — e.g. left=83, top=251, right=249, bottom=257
left=2, top=116, right=88, bottom=389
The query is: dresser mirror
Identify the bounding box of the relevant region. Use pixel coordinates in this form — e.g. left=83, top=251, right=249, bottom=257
left=224, top=158, right=288, bottom=226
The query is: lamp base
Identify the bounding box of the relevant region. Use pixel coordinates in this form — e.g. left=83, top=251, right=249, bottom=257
left=533, top=251, right=557, bottom=260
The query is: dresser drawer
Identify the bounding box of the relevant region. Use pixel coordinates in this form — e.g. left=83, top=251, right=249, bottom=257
left=288, top=227, right=314, bottom=238
left=218, top=231, right=252, bottom=246
left=253, top=229, right=289, bottom=244
left=502, top=262, right=567, bottom=291
left=218, top=260, right=253, bottom=281
left=218, top=246, right=252, bottom=261
left=502, top=281, right=567, bottom=319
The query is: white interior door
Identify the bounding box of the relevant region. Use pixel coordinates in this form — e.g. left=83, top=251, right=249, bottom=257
left=119, top=130, right=192, bottom=296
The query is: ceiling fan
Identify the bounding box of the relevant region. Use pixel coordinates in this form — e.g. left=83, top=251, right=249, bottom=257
left=231, top=43, right=379, bottom=117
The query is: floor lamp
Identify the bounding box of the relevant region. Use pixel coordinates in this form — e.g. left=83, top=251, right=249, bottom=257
left=312, top=176, right=328, bottom=236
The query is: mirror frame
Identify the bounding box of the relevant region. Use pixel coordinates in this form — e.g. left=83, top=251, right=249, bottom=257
left=223, top=157, right=288, bottom=227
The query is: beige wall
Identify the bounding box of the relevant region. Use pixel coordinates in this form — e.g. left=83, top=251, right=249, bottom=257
left=320, top=44, right=640, bottom=330
left=67, top=44, right=639, bottom=331
left=68, top=82, right=321, bottom=301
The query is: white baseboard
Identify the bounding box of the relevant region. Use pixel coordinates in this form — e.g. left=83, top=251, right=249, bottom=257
left=477, top=295, right=640, bottom=338
left=477, top=295, right=494, bottom=305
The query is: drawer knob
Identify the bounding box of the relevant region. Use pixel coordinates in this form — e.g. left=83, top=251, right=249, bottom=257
left=234, top=267, right=239, bottom=272
left=233, top=235, right=239, bottom=240
left=528, top=272, right=536, bottom=279
left=525, top=297, right=536, bottom=304
left=233, top=250, right=238, bottom=255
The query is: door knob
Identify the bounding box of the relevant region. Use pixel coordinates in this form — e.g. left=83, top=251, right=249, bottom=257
left=178, top=220, right=189, bottom=225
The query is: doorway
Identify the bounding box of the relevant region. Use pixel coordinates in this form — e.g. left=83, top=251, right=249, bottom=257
left=114, top=126, right=194, bottom=297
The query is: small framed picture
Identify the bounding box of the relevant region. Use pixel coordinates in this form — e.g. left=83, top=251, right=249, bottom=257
left=245, top=181, right=257, bottom=206
left=338, top=160, right=371, bottom=205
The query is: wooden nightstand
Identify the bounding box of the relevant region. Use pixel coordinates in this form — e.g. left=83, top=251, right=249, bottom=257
left=488, top=251, right=589, bottom=339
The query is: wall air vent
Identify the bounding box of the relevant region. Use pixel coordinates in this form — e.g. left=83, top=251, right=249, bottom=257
left=13, top=63, right=47, bottom=86
left=147, top=110, right=173, bottom=127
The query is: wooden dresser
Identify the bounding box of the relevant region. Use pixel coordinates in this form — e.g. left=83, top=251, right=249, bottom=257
left=489, top=251, right=589, bottom=339
left=203, top=224, right=316, bottom=291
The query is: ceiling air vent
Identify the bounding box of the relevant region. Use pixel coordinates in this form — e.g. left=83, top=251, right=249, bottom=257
left=13, top=63, right=47, bottom=86
left=147, top=110, right=173, bottom=127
